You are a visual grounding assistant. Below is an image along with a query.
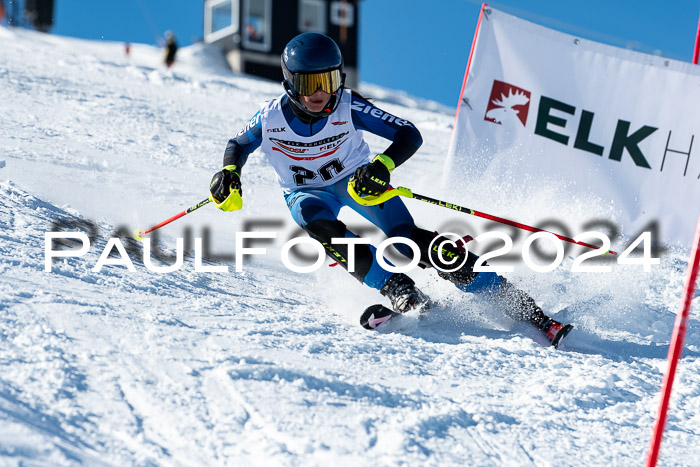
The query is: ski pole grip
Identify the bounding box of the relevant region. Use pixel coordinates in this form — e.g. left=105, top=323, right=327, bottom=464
left=347, top=181, right=413, bottom=206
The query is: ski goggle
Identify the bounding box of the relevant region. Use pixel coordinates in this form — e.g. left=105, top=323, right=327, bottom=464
left=291, top=69, right=342, bottom=96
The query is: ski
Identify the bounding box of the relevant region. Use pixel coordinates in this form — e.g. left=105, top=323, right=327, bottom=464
left=361, top=304, right=574, bottom=350
left=360, top=304, right=402, bottom=330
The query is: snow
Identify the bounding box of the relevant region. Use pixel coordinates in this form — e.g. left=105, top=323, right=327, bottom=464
left=1, top=26, right=699, bottom=466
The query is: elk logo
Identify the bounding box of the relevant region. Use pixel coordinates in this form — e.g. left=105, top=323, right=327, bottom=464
left=484, top=80, right=531, bottom=126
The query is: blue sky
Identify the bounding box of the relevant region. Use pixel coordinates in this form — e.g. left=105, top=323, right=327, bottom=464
left=36, top=0, right=700, bottom=107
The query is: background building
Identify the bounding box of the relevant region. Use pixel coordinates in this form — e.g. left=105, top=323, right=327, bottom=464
left=203, top=0, right=360, bottom=87
left=1, top=0, right=54, bottom=31
left=25, top=0, right=54, bottom=32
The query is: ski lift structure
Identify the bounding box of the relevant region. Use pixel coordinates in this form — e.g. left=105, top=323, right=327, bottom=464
left=203, top=0, right=360, bottom=87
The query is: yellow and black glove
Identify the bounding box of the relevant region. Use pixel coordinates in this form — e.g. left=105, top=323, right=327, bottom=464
left=209, top=165, right=243, bottom=211
left=351, top=154, right=395, bottom=197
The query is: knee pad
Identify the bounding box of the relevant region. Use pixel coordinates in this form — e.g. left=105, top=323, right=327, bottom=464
left=410, top=228, right=439, bottom=267
left=304, top=218, right=346, bottom=242
left=412, top=228, right=481, bottom=286
left=304, top=219, right=374, bottom=283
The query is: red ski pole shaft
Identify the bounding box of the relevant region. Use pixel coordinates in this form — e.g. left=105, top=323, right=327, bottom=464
left=409, top=191, right=618, bottom=255
left=346, top=183, right=618, bottom=255
left=134, top=197, right=211, bottom=240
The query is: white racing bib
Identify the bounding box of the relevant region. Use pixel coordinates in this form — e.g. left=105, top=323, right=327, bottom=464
left=260, top=90, right=372, bottom=192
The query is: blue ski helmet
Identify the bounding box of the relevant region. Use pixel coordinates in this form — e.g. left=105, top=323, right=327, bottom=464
left=281, top=32, right=345, bottom=117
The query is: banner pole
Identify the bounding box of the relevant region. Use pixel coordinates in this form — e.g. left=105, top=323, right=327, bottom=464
left=450, top=3, right=488, bottom=132
left=646, top=214, right=700, bottom=467
left=694, top=11, right=700, bottom=65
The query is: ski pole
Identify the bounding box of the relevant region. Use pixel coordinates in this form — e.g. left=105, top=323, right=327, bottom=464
left=134, top=197, right=212, bottom=241
left=347, top=182, right=618, bottom=256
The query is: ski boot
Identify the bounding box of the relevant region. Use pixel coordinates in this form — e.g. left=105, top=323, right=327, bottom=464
left=380, top=273, right=431, bottom=313
left=497, top=277, right=573, bottom=348
left=540, top=318, right=574, bottom=349
left=360, top=274, right=431, bottom=330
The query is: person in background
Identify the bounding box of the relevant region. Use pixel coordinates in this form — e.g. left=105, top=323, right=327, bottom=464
left=164, top=31, right=177, bottom=68
left=208, top=32, right=573, bottom=347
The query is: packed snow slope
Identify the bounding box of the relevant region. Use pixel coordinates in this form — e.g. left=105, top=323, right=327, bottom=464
left=1, top=27, right=699, bottom=466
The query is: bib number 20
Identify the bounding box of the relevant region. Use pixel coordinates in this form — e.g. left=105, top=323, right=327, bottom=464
left=291, top=159, right=345, bottom=186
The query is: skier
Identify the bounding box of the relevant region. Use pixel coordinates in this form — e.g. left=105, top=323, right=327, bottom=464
left=209, top=33, right=572, bottom=347
left=164, top=31, right=178, bottom=68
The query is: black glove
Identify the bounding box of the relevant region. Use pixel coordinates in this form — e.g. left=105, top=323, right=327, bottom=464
left=210, top=167, right=242, bottom=203
left=352, top=158, right=391, bottom=196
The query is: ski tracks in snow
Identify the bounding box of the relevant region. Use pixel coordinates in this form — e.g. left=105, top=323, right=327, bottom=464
left=2, top=28, right=700, bottom=465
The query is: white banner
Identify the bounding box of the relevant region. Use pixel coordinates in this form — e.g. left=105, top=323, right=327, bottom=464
left=446, top=7, right=700, bottom=248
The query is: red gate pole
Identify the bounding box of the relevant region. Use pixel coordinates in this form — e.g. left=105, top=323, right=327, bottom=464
left=693, top=11, right=700, bottom=64
left=646, top=214, right=700, bottom=467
